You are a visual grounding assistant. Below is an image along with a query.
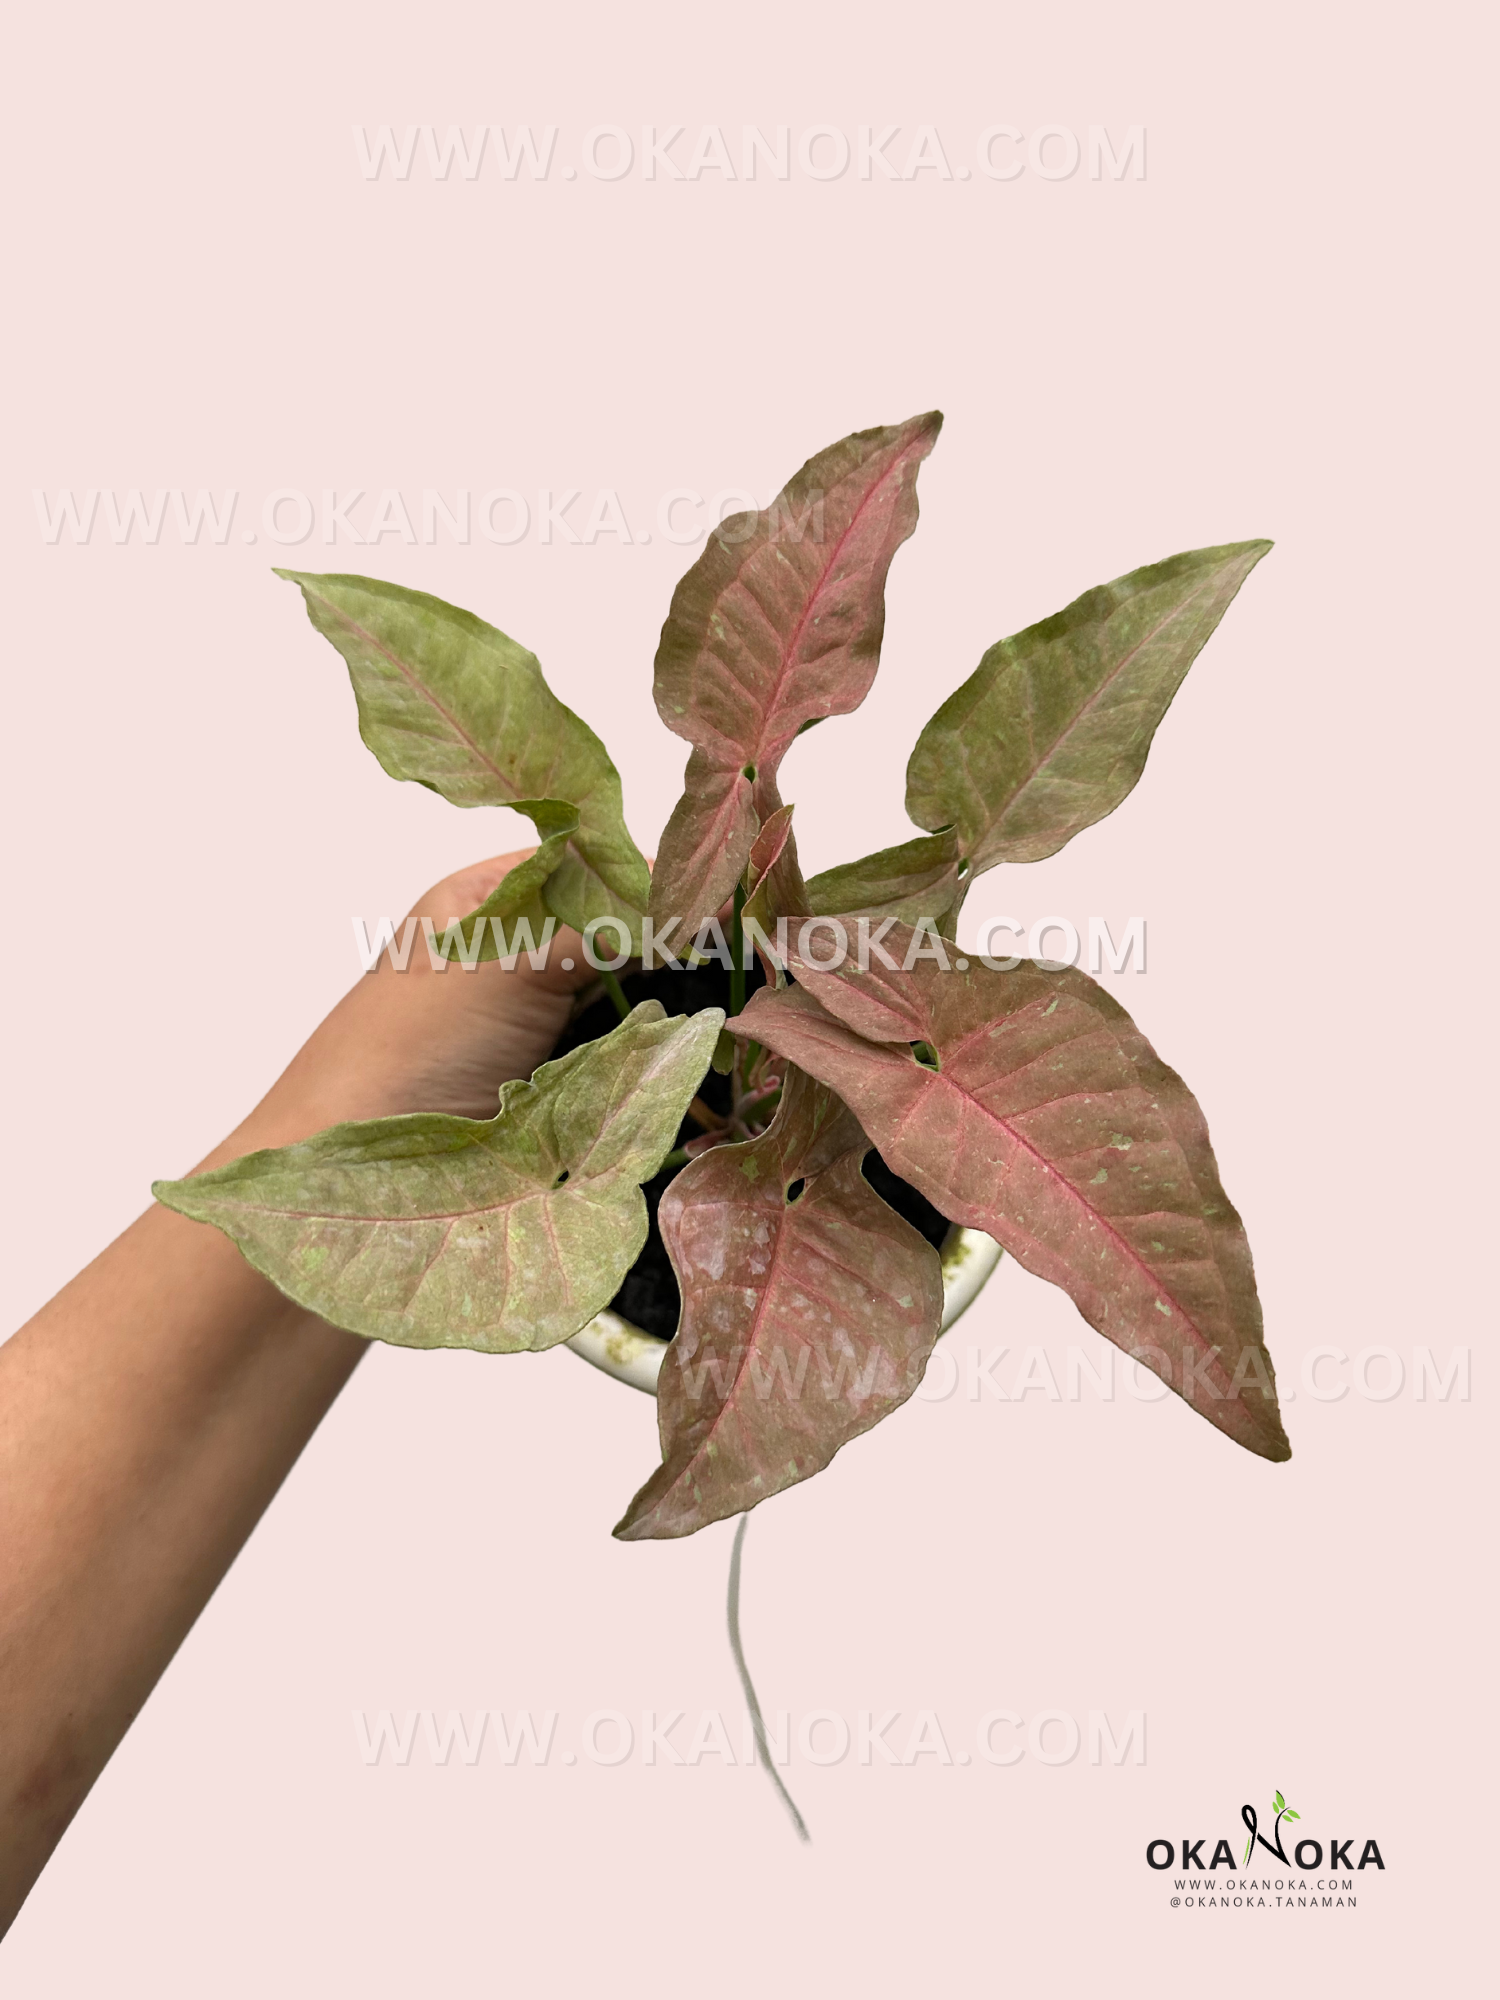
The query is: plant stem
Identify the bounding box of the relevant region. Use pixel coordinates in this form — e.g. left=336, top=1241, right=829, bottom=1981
left=599, top=968, right=631, bottom=1021
left=728, top=884, right=747, bottom=1109
left=659, top=1147, right=690, bottom=1173
left=729, top=885, right=746, bottom=1021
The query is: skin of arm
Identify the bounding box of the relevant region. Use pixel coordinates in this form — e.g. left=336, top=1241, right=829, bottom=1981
left=0, top=852, right=593, bottom=1934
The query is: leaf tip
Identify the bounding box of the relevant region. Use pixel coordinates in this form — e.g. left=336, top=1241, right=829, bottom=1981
left=611, top=1495, right=668, bottom=1542
left=1256, top=1423, right=1293, bottom=1464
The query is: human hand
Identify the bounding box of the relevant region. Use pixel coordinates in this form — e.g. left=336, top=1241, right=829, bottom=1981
left=204, top=850, right=598, bottom=1168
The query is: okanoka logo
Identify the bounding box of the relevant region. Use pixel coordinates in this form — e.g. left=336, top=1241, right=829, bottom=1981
left=1146, top=1788, right=1386, bottom=1880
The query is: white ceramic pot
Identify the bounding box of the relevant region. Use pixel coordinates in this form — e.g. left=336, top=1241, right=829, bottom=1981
left=565, top=1225, right=1003, bottom=1395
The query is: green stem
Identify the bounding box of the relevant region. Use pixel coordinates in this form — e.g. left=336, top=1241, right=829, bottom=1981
left=728, top=884, right=748, bottom=1111
left=599, top=968, right=631, bottom=1021
left=659, top=1147, right=690, bottom=1174
left=729, top=884, right=746, bottom=1020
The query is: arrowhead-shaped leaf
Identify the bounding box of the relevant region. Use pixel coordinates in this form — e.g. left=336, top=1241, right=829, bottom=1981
left=649, top=413, right=942, bottom=935
left=805, top=829, right=964, bottom=928
left=614, top=1067, right=945, bottom=1540
left=905, top=541, right=1272, bottom=874
left=277, top=570, right=650, bottom=942
left=731, top=934, right=1288, bottom=1462
left=153, top=1002, right=722, bottom=1352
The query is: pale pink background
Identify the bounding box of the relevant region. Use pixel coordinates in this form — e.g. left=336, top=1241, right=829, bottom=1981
left=2, top=2, right=1492, bottom=1992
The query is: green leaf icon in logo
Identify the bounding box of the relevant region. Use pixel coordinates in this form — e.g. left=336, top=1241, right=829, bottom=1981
left=1274, top=1791, right=1285, bottom=1812
left=1283, top=1808, right=1300, bottom=1821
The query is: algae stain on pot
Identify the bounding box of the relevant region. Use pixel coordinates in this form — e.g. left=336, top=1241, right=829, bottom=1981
left=566, top=1224, right=1003, bottom=1395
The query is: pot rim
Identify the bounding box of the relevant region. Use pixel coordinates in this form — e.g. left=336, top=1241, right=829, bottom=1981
left=565, top=1225, right=1003, bottom=1396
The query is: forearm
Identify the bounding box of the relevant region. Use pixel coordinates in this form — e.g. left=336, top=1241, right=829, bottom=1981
left=0, top=854, right=588, bottom=1929
left=0, top=1189, right=365, bottom=1930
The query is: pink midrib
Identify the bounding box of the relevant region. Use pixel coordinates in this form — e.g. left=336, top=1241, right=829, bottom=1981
left=219, top=1186, right=568, bottom=1227
left=657, top=1161, right=860, bottom=1497
left=736, top=430, right=926, bottom=764
left=928, top=1066, right=1234, bottom=1378
left=208, top=1044, right=692, bottom=1231
left=780, top=992, right=1237, bottom=1386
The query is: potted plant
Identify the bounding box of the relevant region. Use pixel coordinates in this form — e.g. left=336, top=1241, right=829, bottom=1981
left=155, top=411, right=1287, bottom=1817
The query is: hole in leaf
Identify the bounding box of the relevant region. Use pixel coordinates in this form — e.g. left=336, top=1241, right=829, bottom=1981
left=784, top=1177, right=807, bottom=1204
left=555, top=1168, right=571, bottom=1186
left=910, top=1040, right=941, bottom=1072
left=742, top=762, right=757, bottom=782
left=956, top=857, right=971, bottom=880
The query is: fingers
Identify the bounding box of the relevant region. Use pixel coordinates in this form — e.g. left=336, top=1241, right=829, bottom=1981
left=402, top=848, right=532, bottom=924
left=402, top=850, right=592, bottom=995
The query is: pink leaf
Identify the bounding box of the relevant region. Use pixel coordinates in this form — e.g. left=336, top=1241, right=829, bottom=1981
left=614, top=1068, right=945, bottom=1540
left=744, top=800, right=796, bottom=896
left=731, top=935, right=1289, bottom=1462
left=649, top=413, right=943, bottom=935
left=742, top=796, right=811, bottom=947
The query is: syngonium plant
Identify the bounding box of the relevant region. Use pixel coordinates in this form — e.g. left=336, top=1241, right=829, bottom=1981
left=156, top=411, right=1291, bottom=1546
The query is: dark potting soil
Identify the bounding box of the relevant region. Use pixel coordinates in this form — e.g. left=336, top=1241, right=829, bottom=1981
left=549, top=961, right=953, bottom=1340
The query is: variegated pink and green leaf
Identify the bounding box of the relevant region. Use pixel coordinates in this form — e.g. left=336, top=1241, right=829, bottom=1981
left=155, top=1003, right=721, bottom=1353
left=905, top=540, right=1272, bottom=879
left=615, top=1066, right=945, bottom=1540
left=731, top=931, right=1288, bottom=1462
left=805, top=828, right=964, bottom=930
left=818, top=540, right=1271, bottom=929
left=277, top=570, right=650, bottom=944
left=649, top=413, right=942, bottom=935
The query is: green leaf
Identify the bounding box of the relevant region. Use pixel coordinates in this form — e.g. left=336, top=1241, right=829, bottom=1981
left=732, top=932, right=1289, bottom=1463
left=648, top=413, right=942, bottom=937
left=614, top=1067, right=944, bottom=1540
left=153, top=1002, right=722, bottom=1352
left=805, top=829, right=963, bottom=929
left=905, top=541, right=1272, bottom=876
left=710, top=1028, right=737, bottom=1075
left=1274, top=1791, right=1285, bottom=1811
left=436, top=797, right=577, bottom=960
left=276, top=570, right=650, bottom=943
left=1283, top=1809, right=1300, bottom=1821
